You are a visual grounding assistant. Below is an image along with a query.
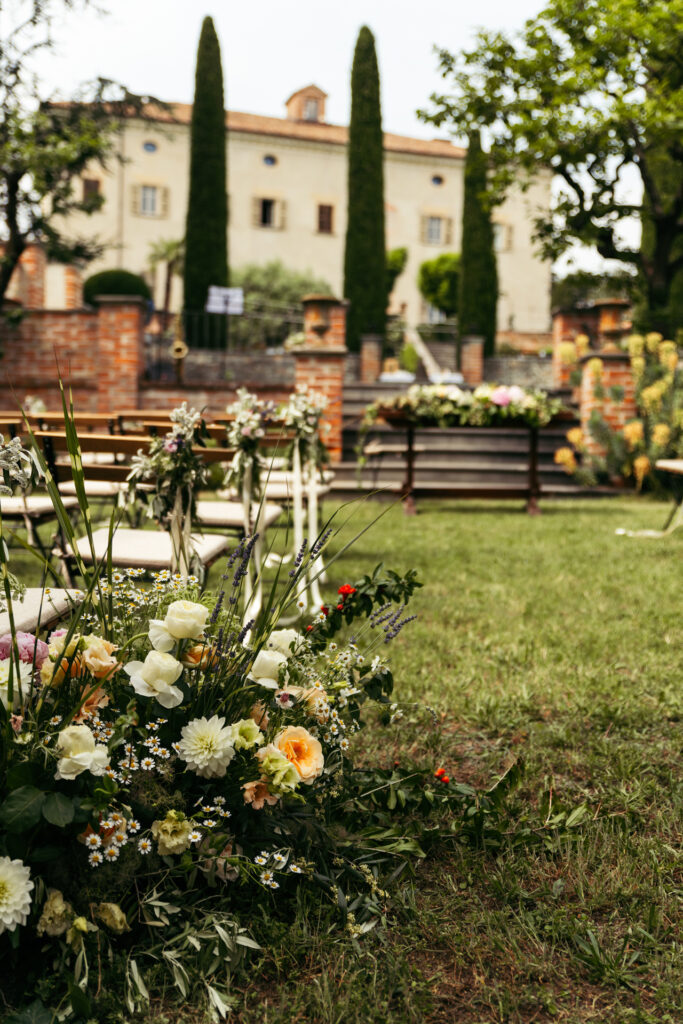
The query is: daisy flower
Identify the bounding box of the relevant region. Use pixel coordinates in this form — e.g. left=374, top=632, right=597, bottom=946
left=88, top=851, right=104, bottom=867
left=137, top=838, right=152, bottom=854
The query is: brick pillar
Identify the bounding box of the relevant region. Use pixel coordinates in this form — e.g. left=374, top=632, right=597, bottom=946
left=295, top=295, right=347, bottom=462
left=19, top=243, right=46, bottom=309
left=64, top=266, right=83, bottom=309
left=360, top=335, right=382, bottom=383
left=461, top=336, right=484, bottom=386
left=579, top=351, right=637, bottom=455
left=96, top=295, right=146, bottom=412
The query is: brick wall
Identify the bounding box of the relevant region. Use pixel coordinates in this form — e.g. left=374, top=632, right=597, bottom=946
left=359, top=336, right=382, bottom=383
left=139, top=382, right=292, bottom=415
left=295, top=296, right=347, bottom=461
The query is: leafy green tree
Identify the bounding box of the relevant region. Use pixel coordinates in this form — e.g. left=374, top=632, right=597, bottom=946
left=640, top=151, right=683, bottom=335
left=421, top=0, right=683, bottom=335
left=418, top=253, right=460, bottom=318
left=184, top=16, right=227, bottom=313
left=230, top=260, right=332, bottom=348
left=459, top=132, right=497, bottom=354
left=551, top=269, right=638, bottom=311
left=0, top=1, right=150, bottom=307
left=386, top=247, right=408, bottom=303
left=343, top=25, right=386, bottom=351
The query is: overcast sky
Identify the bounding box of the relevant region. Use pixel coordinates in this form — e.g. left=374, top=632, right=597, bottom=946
left=29, top=0, right=638, bottom=272
left=37, top=0, right=543, bottom=139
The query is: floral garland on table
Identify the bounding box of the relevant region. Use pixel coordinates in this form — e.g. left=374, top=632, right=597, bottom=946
left=0, top=546, right=422, bottom=1016
left=127, top=403, right=209, bottom=572
left=363, top=382, right=564, bottom=431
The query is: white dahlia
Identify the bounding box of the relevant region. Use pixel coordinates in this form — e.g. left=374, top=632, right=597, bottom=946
left=177, top=715, right=235, bottom=778
left=0, top=856, right=34, bottom=934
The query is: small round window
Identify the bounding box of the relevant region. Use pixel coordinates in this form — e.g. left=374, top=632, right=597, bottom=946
left=431, top=174, right=444, bottom=186
left=263, top=154, right=277, bottom=166
left=143, top=141, right=158, bottom=153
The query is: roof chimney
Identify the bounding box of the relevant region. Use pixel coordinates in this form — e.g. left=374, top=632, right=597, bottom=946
left=285, top=85, right=328, bottom=123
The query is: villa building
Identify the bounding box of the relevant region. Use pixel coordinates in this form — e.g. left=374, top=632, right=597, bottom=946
left=55, top=85, right=552, bottom=344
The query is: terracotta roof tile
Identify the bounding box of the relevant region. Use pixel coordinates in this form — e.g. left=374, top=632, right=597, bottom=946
left=140, top=102, right=465, bottom=160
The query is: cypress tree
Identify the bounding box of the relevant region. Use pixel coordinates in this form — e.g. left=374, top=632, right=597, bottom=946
left=639, top=149, right=683, bottom=336
left=343, top=26, right=386, bottom=352
left=184, top=17, right=227, bottom=314
left=458, top=131, right=498, bottom=357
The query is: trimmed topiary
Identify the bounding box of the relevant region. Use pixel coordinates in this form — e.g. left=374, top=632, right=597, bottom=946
left=83, top=268, right=151, bottom=306
left=459, top=130, right=498, bottom=357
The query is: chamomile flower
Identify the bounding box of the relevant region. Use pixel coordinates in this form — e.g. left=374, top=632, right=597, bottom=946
left=137, top=838, right=152, bottom=854
left=214, top=796, right=226, bottom=806
left=267, top=880, right=280, bottom=889
left=188, top=830, right=202, bottom=843
left=49, top=715, right=62, bottom=726
left=140, top=757, right=155, bottom=771
left=88, top=851, right=104, bottom=867
left=202, top=819, right=217, bottom=828
left=85, top=833, right=102, bottom=849
left=127, top=819, right=141, bottom=833
left=339, top=738, right=350, bottom=752
left=260, top=870, right=275, bottom=885
left=289, top=863, right=303, bottom=874
left=104, top=846, right=120, bottom=863
left=157, top=747, right=171, bottom=759
left=254, top=854, right=267, bottom=866
left=273, top=853, right=287, bottom=866
left=111, top=831, right=128, bottom=847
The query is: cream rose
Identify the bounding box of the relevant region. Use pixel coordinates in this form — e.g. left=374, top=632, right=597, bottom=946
left=266, top=629, right=301, bottom=658
left=82, top=636, right=119, bottom=679
left=272, top=726, right=324, bottom=785
left=149, top=601, right=209, bottom=652
left=55, top=724, right=109, bottom=781
left=248, top=649, right=287, bottom=690
left=124, top=651, right=184, bottom=708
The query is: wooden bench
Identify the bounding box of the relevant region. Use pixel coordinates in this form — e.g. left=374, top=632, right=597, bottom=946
left=0, top=588, right=82, bottom=636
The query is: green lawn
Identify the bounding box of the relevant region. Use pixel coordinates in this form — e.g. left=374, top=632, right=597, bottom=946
left=4, top=497, right=682, bottom=1023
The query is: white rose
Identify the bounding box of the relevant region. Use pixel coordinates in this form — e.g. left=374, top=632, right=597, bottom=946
left=0, top=660, right=33, bottom=711
left=149, top=601, right=209, bottom=652
left=248, top=649, right=288, bottom=690
left=124, top=651, right=184, bottom=708
left=55, top=724, right=109, bottom=780
left=265, top=629, right=301, bottom=658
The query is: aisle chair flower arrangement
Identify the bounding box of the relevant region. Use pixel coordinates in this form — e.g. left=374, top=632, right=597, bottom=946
left=0, top=415, right=425, bottom=1019
left=127, top=403, right=211, bottom=576
left=279, top=386, right=330, bottom=608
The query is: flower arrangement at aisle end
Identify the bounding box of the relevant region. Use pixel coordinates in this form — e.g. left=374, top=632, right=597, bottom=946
left=363, top=382, right=564, bottom=431
left=0, top=522, right=422, bottom=1015
left=127, top=403, right=210, bottom=573
left=279, top=386, right=330, bottom=472
left=224, top=388, right=277, bottom=499
left=554, top=332, right=683, bottom=492
left=1, top=431, right=43, bottom=611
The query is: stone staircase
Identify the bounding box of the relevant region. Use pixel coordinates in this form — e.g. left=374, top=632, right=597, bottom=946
left=327, top=383, right=595, bottom=502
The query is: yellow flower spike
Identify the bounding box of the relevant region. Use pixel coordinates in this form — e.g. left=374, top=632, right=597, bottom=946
left=574, top=333, right=590, bottom=357
left=622, top=420, right=644, bottom=450
left=652, top=423, right=671, bottom=448
left=553, top=447, right=577, bottom=473
left=587, top=357, right=603, bottom=382
left=646, top=332, right=663, bottom=353
left=626, top=334, right=644, bottom=358
left=630, top=355, right=645, bottom=379
left=566, top=427, right=584, bottom=449
left=559, top=341, right=577, bottom=366
left=633, top=454, right=651, bottom=491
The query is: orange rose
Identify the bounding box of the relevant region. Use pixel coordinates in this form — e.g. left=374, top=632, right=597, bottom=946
left=242, top=779, right=279, bottom=810
left=181, top=642, right=218, bottom=670
left=73, top=684, right=110, bottom=723
left=82, top=637, right=119, bottom=680
left=272, top=726, right=324, bottom=785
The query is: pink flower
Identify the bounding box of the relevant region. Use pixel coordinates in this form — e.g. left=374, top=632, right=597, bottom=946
left=241, top=425, right=253, bottom=438
left=491, top=386, right=512, bottom=407
left=10, top=714, right=23, bottom=733
left=0, top=631, right=49, bottom=669
left=163, top=437, right=180, bottom=453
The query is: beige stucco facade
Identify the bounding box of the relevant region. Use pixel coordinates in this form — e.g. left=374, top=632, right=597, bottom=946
left=62, top=89, right=552, bottom=337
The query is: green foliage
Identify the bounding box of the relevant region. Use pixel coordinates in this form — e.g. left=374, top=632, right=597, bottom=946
left=83, top=268, right=151, bottom=306
left=343, top=26, right=386, bottom=352
left=459, top=131, right=497, bottom=356
left=386, top=246, right=408, bottom=302
left=183, top=17, right=228, bottom=313
left=399, top=343, right=419, bottom=374
left=422, top=0, right=683, bottom=333
left=639, top=149, right=683, bottom=335
left=228, top=261, right=331, bottom=348
left=417, top=252, right=460, bottom=318
left=551, top=268, right=639, bottom=310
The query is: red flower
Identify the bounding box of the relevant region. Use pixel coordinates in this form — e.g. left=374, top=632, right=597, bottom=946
left=336, top=604, right=343, bottom=610
left=441, top=775, right=450, bottom=784
left=306, top=625, right=313, bottom=632
left=321, top=605, right=329, bottom=616
left=434, top=767, right=446, bottom=778
left=337, top=584, right=357, bottom=597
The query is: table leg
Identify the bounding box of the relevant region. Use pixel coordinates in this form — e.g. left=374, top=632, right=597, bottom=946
left=526, top=426, right=541, bottom=515
left=402, top=423, right=416, bottom=515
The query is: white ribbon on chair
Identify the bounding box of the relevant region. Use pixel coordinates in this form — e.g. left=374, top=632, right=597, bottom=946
left=169, top=486, right=192, bottom=577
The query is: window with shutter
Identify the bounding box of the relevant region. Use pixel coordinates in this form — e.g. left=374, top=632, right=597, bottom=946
left=82, top=178, right=100, bottom=203
left=276, top=200, right=287, bottom=230
left=317, top=204, right=333, bottom=234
